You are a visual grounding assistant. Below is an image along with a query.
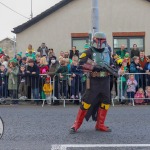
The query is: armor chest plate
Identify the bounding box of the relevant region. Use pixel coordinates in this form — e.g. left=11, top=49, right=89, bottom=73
left=91, top=47, right=110, bottom=65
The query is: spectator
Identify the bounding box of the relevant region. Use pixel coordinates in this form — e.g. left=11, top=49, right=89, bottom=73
left=145, top=86, right=150, bottom=104
left=27, top=59, right=40, bottom=104
left=6, top=59, right=19, bottom=104
left=26, top=44, right=36, bottom=60
left=35, top=54, right=41, bottom=67
left=124, top=53, right=131, bottom=69
left=0, top=48, right=5, bottom=59
left=139, top=50, right=147, bottom=69
left=59, top=51, right=64, bottom=58
left=134, top=88, right=145, bottom=105
left=0, top=65, right=7, bottom=99
left=18, top=65, right=28, bottom=100
left=116, top=44, right=127, bottom=59
left=126, top=74, right=138, bottom=105
left=56, top=58, right=68, bottom=99
left=37, top=43, right=49, bottom=57
left=21, top=57, right=27, bottom=67
left=16, top=52, right=22, bottom=66
left=70, top=56, right=82, bottom=104
left=131, top=44, right=140, bottom=58
left=118, top=59, right=129, bottom=100
left=139, top=50, right=147, bottom=89
left=48, top=56, right=59, bottom=105
left=69, top=46, right=79, bottom=59
left=48, top=48, right=55, bottom=65
left=65, top=58, right=71, bottom=73
left=1, top=56, right=8, bottom=68
left=130, top=56, right=143, bottom=86
left=39, top=56, right=49, bottom=74
left=43, top=77, right=53, bottom=105
left=64, top=51, right=69, bottom=58
left=49, top=49, right=55, bottom=58
left=84, top=43, right=90, bottom=51
left=144, top=55, right=150, bottom=86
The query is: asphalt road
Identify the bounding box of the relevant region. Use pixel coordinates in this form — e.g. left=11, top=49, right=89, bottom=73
left=0, top=104, right=150, bottom=150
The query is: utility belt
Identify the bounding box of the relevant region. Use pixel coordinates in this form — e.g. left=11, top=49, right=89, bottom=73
left=90, top=71, right=110, bottom=77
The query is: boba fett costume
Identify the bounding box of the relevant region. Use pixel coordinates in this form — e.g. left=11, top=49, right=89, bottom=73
left=70, top=32, right=112, bottom=133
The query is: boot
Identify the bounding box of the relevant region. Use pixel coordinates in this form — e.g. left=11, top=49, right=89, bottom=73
left=95, top=108, right=111, bottom=132
left=70, top=108, right=87, bottom=133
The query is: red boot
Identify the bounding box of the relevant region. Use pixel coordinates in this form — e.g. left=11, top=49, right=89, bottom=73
left=95, top=108, right=111, bottom=132
left=70, top=108, right=87, bottom=133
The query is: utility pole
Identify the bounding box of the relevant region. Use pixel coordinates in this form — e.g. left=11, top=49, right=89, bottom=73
left=92, top=0, right=99, bottom=34
left=30, top=0, right=33, bottom=19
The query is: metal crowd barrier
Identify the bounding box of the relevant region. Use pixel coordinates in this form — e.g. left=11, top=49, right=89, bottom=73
left=0, top=73, right=85, bottom=107
left=49, top=74, right=85, bottom=107
left=112, top=73, right=150, bottom=106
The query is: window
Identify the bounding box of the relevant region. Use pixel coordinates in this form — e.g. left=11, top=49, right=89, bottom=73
left=113, top=32, right=145, bottom=54
left=71, top=33, right=89, bottom=53
left=72, top=38, right=89, bottom=53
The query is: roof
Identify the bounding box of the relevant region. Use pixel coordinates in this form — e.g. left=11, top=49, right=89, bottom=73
left=0, top=37, right=16, bottom=43
left=12, top=0, right=73, bottom=34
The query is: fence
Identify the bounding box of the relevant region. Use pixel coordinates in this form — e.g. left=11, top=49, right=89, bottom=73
left=0, top=73, right=86, bottom=107
left=112, top=72, right=150, bottom=106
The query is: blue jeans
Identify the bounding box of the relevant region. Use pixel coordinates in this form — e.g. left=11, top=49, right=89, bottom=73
left=127, top=92, right=135, bottom=103
left=32, top=88, right=39, bottom=102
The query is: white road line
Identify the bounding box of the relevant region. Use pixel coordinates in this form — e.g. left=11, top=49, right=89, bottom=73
left=51, top=144, right=150, bottom=150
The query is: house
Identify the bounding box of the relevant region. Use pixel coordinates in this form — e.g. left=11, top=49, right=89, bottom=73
left=12, top=0, right=150, bottom=56
left=0, top=37, right=16, bottom=58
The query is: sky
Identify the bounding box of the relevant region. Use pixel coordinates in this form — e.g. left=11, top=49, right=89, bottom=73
left=0, top=0, right=61, bottom=41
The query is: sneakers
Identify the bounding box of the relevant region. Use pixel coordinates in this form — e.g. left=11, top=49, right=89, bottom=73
left=70, top=95, right=75, bottom=99
left=75, top=95, right=79, bottom=99
left=114, top=96, right=119, bottom=99
left=19, top=96, right=27, bottom=100
left=121, top=96, right=125, bottom=99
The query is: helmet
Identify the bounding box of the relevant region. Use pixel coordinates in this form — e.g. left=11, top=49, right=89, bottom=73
left=92, top=32, right=107, bottom=49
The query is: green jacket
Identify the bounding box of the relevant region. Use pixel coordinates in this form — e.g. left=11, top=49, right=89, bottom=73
left=56, top=65, right=68, bottom=80
left=6, top=66, right=19, bottom=90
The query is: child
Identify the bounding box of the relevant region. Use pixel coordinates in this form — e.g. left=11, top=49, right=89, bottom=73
left=56, top=58, right=68, bottom=99
left=43, top=77, right=53, bottom=104
left=118, top=59, right=129, bottom=100
left=126, top=74, right=138, bottom=105
left=18, top=65, right=28, bottom=100
left=134, top=88, right=145, bottom=105
left=0, top=65, right=7, bottom=99
left=70, top=56, right=82, bottom=102
left=145, top=86, right=150, bottom=104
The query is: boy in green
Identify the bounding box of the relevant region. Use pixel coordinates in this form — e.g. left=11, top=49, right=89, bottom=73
left=56, top=59, right=68, bottom=99
left=118, top=59, right=129, bottom=101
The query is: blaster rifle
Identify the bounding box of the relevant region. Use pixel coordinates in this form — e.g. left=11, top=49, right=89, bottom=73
left=81, top=58, right=118, bottom=78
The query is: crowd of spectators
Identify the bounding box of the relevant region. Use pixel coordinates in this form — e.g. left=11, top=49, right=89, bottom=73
left=0, top=43, right=150, bottom=105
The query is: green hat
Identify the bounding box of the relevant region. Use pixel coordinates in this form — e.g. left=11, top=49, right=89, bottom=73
left=0, top=48, right=2, bottom=53
left=84, top=44, right=90, bottom=49
left=124, top=53, right=129, bottom=58
left=17, top=52, right=22, bottom=57
left=9, top=58, right=18, bottom=63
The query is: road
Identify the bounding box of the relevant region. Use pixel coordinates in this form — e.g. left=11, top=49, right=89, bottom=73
left=0, top=104, right=150, bottom=150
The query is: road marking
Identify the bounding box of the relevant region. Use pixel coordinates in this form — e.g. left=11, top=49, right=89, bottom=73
left=51, top=144, right=150, bottom=150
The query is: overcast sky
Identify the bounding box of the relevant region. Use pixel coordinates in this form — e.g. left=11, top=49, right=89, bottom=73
left=0, top=0, right=61, bottom=41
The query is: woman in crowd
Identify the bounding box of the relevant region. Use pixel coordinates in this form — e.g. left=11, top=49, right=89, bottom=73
left=144, top=55, right=150, bottom=86
left=6, top=59, right=19, bottom=104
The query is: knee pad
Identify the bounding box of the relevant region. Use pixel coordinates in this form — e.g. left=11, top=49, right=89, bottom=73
left=81, top=101, right=91, bottom=110
left=100, top=103, right=110, bottom=110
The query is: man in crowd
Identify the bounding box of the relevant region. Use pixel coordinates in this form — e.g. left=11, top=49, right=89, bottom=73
left=37, top=43, right=49, bottom=57
left=131, top=44, right=140, bottom=58
left=116, top=44, right=127, bottom=59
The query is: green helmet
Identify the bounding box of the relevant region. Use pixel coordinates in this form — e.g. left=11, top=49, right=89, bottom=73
left=92, top=32, right=107, bottom=49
